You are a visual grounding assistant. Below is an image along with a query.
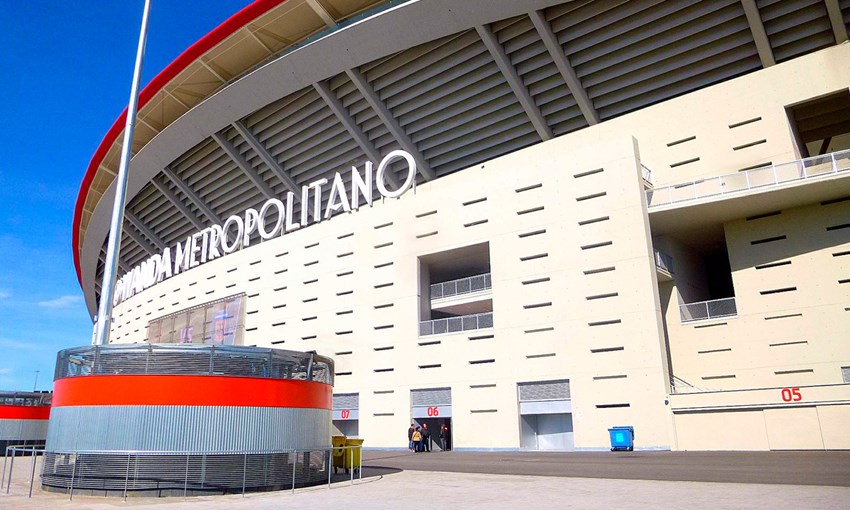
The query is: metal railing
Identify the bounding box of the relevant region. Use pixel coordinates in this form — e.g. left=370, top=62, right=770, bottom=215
left=0, top=391, right=51, bottom=407
left=430, top=273, right=492, bottom=300
left=2, top=445, right=44, bottom=498
left=647, top=149, right=850, bottom=207
left=54, top=344, right=334, bottom=385
left=679, top=297, right=737, bottom=322
left=654, top=250, right=674, bottom=274
left=3, top=445, right=362, bottom=500
left=641, top=164, right=652, bottom=185
left=419, top=312, right=493, bottom=336
left=670, top=376, right=714, bottom=395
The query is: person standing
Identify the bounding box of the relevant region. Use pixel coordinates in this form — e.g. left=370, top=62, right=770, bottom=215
left=439, top=423, right=450, bottom=451
left=412, top=426, right=422, bottom=453
left=421, top=423, right=431, bottom=452
left=407, top=423, right=415, bottom=452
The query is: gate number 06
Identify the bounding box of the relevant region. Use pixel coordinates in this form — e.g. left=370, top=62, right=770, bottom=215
left=426, top=406, right=440, bottom=417
left=781, top=387, right=802, bottom=402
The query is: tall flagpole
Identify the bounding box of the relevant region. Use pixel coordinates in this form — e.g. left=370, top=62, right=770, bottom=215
left=93, top=0, right=153, bottom=346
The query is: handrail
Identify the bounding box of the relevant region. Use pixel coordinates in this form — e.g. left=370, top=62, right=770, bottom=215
left=430, top=273, right=492, bottom=299
left=647, top=149, right=850, bottom=207
left=679, top=297, right=737, bottom=322
left=419, top=312, right=493, bottom=336
left=641, top=164, right=652, bottom=184
left=4, top=444, right=363, bottom=500
left=654, top=250, right=674, bottom=274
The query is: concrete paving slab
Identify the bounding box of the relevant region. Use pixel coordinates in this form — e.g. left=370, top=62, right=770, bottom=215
left=2, top=454, right=849, bottom=509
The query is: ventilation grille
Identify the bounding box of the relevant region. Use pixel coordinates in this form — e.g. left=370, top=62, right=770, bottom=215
left=518, top=379, right=571, bottom=401
left=333, top=393, right=360, bottom=409
left=410, top=387, right=452, bottom=406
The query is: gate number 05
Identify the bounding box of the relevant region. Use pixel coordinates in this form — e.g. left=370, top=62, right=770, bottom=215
left=780, top=387, right=802, bottom=402
left=426, top=406, right=440, bottom=417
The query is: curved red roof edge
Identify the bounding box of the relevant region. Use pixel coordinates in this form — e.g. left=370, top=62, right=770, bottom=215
left=73, top=0, right=286, bottom=287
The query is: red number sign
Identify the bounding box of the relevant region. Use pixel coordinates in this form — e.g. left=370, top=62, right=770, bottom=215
left=780, top=387, right=802, bottom=402
left=340, top=409, right=350, bottom=419
left=426, top=406, right=439, bottom=417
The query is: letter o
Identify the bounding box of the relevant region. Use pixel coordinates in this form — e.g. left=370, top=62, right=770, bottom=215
left=221, top=215, right=244, bottom=254
left=377, top=150, right=417, bottom=199
left=258, top=199, right=285, bottom=240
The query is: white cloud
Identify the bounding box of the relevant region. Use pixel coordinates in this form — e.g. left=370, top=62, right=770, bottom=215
left=0, top=368, right=11, bottom=375
left=0, top=290, right=9, bottom=299
left=37, top=295, right=83, bottom=309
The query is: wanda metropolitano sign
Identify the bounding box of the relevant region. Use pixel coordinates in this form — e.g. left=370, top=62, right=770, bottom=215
left=112, top=150, right=417, bottom=305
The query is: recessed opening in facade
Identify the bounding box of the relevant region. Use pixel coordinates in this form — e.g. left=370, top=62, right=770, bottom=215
left=786, top=89, right=850, bottom=157
left=418, top=243, right=492, bottom=336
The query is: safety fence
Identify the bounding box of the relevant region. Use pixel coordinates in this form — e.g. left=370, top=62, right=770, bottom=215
left=647, top=148, right=850, bottom=207
left=641, top=164, right=652, bottom=184
left=679, top=297, right=737, bottom=322
left=654, top=250, right=674, bottom=274
left=54, top=344, right=333, bottom=384
left=2, top=444, right=362, bottom=500
left=419, top=311, right=494, bottom=336
left=430, top=273, right=492, bottom=300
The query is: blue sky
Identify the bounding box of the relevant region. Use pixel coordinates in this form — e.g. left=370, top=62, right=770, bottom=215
left=0, top=1, right=248, bottom=391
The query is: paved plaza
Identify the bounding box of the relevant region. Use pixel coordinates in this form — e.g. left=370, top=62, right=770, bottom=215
left=2, top=451, right=849, bottom=509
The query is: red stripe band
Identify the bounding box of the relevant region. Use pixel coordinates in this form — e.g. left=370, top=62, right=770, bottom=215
left=52, top=375, right=331, bottom=409
left=0, top=406, right=51, bottom=420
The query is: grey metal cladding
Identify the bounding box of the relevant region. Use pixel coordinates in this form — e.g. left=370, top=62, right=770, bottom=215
left=91, top=0, right=847, bottom=310
left=333, top=393, right=359, bottom=409
left=46, top=406, right=331, bottom=453
left=518, top=379, right=571, bottom=401
left=410, top=387, right=452, bottom=406
left=843, top=366, right=850, bottom=383
left=0, top=419, right=49, bottom=441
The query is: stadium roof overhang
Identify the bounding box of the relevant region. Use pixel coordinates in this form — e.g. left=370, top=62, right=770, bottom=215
left=75, top=0, right=850, bottom=317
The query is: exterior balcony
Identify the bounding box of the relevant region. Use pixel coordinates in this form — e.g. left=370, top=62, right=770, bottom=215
left=419, top=311, right=493, bottom=337
left=679, top=297, right=737, bottom=323
left=642, top=164, right=653, bottom=188
left=654, top=249, right=674, bottom=281
left=430, top=273, right=492, bottom=312
left=647, top=149, right=850, bottom=209
left=647, top=149, right=850, bottom=240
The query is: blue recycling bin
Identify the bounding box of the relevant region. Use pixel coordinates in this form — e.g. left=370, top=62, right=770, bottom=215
left=608, top=426, right=634, bottom=451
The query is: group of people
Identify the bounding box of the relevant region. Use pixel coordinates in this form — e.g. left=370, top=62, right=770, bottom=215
left=408, top=422, right=450, bottom=452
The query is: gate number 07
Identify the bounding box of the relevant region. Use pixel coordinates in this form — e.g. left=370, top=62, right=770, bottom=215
left=780, top=387, right=802, bottom=402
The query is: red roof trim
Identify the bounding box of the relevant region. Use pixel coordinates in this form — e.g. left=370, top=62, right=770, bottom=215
left=73, top=0, right=286, bottom=287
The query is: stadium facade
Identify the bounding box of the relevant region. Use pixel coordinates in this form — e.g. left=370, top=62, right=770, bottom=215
left=73, top=0, right=850, bottom=451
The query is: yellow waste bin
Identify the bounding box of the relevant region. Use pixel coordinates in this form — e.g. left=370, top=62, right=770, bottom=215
left=344, top=438, right=364, bottom=473
left=332, top=436, right=346, bottom=473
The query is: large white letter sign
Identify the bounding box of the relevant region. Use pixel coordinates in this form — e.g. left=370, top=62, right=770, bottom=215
left=377, top=150, right=416, bottom=198
left=111, top=150, right=419, bottom=306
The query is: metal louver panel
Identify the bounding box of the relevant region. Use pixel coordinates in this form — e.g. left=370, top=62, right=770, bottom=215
left=843, top=366, right=850, bottom=384
left=551, top=0, right=761, bottom=120
left=843, top=0, right=850, bottom=31
left=95, top=0, right=847, bottom=308
left=333, top=393, right=360, bottom=409
left=518, top=379, right=571, bottom=402
left=410, top=387, right=452, bottom=406
left=758, top=0, right=834, bottom=63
